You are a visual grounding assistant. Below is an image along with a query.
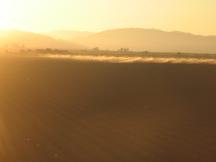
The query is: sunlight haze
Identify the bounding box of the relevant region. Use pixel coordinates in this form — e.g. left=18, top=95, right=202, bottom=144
left=0, top=0, right=216, bottom=161
left=1, top=0, right=216, bottom=35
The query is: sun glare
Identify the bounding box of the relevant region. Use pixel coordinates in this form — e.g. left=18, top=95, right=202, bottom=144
left=0, top=1, right=13, bottom=29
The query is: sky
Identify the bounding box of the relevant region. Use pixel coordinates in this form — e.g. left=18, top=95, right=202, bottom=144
left=1, top=0, right=216, bottom=35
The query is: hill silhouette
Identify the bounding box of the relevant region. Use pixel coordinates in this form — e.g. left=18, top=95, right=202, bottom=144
left=46, top=30, right=95, bottom=41
left=1, top=28, right=216, bottom=54
left=0, top=30, right=85, bottom=50
left=78, top=28, right=216, bottom=53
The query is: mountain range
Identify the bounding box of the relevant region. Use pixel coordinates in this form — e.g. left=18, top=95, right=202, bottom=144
left=1, top=28, right=216, bottom=53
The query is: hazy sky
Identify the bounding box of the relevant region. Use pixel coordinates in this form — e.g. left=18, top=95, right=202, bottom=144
left=1, top=0, right=216, bottom=35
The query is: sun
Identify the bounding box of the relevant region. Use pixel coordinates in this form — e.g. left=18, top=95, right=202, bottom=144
left=0, top=1, right=13, bottom=29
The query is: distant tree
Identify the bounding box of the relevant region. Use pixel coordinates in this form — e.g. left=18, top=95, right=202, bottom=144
left=119, top=48, right=129, bottom=53
left=92, top=47, right=100, bottom=51
left=177, top=52, right=182, bottom=57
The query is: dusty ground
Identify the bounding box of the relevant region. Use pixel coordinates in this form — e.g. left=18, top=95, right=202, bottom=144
left=0, top=56, right=215, bottom=162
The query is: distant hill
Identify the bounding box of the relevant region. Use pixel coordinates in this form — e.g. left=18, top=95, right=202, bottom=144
left=0, top=30, right=85, bottom=50
left=46, top=30, right=95, bottom=41
left=2, top=29, right=216, bottom=53
left=78, top=28, right=216, bottom=53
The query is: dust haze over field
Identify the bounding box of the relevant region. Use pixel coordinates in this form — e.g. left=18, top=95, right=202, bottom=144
left=41, top=54, right=216, bottom=64
left=0, top=55, right=216, bottom=162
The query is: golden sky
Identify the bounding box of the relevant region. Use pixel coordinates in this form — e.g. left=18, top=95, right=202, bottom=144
left=1, top=0, right=216, bottom=35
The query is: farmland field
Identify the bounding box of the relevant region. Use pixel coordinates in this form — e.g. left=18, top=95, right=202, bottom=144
left=0, top=55, right=215, bottom=162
